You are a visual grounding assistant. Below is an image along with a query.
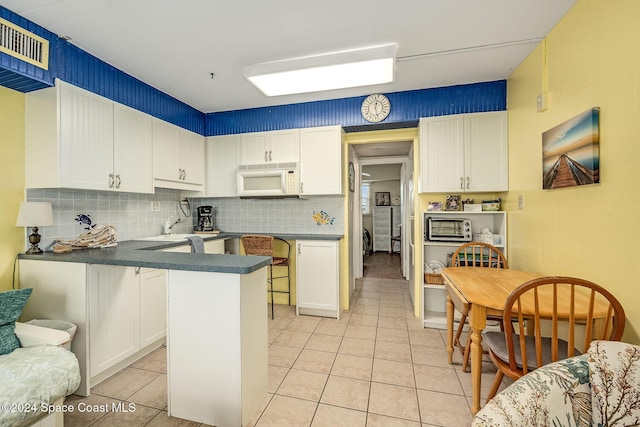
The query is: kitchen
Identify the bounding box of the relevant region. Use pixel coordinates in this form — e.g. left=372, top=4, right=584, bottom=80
left=2, top=0, right=640, bottom=426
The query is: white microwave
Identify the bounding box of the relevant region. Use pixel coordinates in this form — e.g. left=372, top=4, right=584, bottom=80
left=237, top=163, right=299, bottom=198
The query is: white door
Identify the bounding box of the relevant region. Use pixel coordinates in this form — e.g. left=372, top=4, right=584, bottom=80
left=205, top=135, right=240, bottom=197
left=268, top=129, right=300, bottom=163
left=89, top=265, right=140, bottom=376
left=297, top=240, right=339, bottom=313
left=180, top=129, right=205, bottom=185
left=59, top=82, right=114, bottom=191
left=113, top=104, right=153, bottom=193
left=139, top=268, right=167, bottom=347
left=153, top=119, right=183, bottom=182
left=240, top=132, right=269, bottom=164
left=300, top=126, right=342, bottom=195
left=419, top=115, right=465, bottom=193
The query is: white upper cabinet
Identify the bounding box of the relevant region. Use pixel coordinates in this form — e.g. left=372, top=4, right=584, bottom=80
left=299, top=125, right=343, bottom=195
left=419, top=111, right=508, bottom=193
left=25, top=80, right=153, bottom=193
left=205, top=134, right=240, bottom=197
left=240, top=129, right=299, bottom=165
left=153, top=119, right=205, bottom=190
left=113, top=104, right=154, bottom=193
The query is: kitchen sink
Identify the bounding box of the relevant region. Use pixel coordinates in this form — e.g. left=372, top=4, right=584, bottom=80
left=136, top=234, right=199, bottom=242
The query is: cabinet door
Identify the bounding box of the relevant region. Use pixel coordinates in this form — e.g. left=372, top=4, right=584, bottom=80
left=139, top=268, right=167, bottom=347
left=204, top=239, right=225, bottom=254
left=419, top=116, right=465, bottom=193
left=464, top=111, right=508, bottom=192
left=89, top=265, right=140, bottom=376
left=153, top=119, right=183, bottom=182
left=205, top=135, right=240, bottom=196
left=268, top=129, right=299, bottom=163
left=59, top=82, right=114, bottom=191
left=240, top=132, right=269, bottom=164
left=113, top=104, right=153, bottom=193
left=299, top=126, right=342, bottom=195
left=296, top=240, right=339, bottom=314
left=180, top=129, right=205, bottom=185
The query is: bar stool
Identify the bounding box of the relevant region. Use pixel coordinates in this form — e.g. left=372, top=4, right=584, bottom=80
left=240, top=235, right=291, bottom=319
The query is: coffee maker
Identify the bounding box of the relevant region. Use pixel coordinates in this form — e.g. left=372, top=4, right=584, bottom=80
left=197, top=206, right=215, bottom=232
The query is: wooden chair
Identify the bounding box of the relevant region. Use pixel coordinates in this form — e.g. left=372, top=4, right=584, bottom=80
left=484, top=276, right=626, bottom=402
left=451, top=242, right=508, bottom=372
left=240, top=235, right=291, bottom=319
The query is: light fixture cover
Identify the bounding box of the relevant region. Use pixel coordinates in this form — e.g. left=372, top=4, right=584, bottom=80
left=16, top=202, right=54, bottom=227
left=244, top=44, right=397, bottom=96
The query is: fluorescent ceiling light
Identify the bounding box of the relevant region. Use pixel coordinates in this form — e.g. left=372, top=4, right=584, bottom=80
left=244, top=44, right=397, bottom=97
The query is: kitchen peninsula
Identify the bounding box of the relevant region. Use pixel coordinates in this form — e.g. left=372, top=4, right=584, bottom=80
left=18, top=236, right=272, bottom=427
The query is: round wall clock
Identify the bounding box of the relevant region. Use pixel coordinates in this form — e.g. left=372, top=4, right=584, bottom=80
left=361, top=94, right=391, bottom=123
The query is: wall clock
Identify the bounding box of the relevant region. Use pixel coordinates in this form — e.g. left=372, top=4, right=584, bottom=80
left=361, top=94, right=390, bottom=123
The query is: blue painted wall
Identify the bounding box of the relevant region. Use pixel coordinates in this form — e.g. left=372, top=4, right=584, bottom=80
left=1, top=5, right=506, bottom=138
left=206, top=81, right=506, bottom=136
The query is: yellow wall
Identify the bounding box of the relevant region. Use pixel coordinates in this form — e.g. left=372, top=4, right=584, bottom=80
left=0, top=86, right=25, bottom=291
left=506, top=0, right=640, bottom=343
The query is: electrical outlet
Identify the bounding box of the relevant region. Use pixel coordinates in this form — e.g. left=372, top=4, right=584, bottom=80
left=151, top=201, right=160, bottom=211
left=518, top=195, right=524, bottom=210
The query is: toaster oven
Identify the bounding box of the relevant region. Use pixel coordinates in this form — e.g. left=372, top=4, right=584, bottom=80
left=426, top=217, right=472, bottom=242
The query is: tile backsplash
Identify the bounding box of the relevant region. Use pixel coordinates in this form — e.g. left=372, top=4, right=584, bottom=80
left=25, top=189, right=344, bottom=251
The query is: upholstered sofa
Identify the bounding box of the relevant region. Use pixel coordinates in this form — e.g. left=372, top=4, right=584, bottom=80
left=473, top=340, right=640, bottom=426
left=0, top=322, right=81, bottom=427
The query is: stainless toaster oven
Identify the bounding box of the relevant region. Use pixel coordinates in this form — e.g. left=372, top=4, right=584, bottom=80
left=426, top=217, right=472, bottom=242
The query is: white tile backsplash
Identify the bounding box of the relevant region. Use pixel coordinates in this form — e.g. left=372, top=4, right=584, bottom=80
left=25, top=189, right=345, bottom=251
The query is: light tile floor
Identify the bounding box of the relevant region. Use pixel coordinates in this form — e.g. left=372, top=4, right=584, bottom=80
left=64, top=252, right=505, bottom=426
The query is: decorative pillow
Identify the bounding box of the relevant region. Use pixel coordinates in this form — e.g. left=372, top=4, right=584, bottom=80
left=473, top=355, right=591, bottom=427
left=0, top=288, right=33, bottom=355
left=589, top=340, right=640, bottom=426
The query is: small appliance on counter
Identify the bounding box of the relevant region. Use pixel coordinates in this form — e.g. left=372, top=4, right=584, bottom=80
left=195, top=206, right=218, bottom=234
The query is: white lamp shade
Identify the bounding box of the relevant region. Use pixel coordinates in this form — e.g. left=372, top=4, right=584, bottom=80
left=16, top=202, right=54, bottom=227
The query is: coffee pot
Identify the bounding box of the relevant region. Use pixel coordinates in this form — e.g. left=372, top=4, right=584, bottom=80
left=197, top=206, right=215, bottom=232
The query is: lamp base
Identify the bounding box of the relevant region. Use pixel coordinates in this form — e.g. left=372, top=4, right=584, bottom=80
left=26, top=226, right=43, bottom=254
left=25, top=245, right=43, bottom=255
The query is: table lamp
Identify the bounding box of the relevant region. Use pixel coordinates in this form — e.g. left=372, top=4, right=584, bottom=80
left=16, top=202, right=54, bottom=254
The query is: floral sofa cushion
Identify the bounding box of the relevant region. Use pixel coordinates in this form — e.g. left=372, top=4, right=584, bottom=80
left=0, top=345, right=81, bottom=427
left=589, top=340, right=640, bottom=426
left=472, top=354, right=592, bottom=427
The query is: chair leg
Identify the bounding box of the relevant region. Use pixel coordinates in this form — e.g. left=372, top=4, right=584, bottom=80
left=453, top=313, right=467, bottom=349
left=462, top=333, right=471, bottom=372
left=269, top=265, right=274, bottom=320
left=287, top=264, right=291, bottom=306
left=486, top=370, right=504, bottom=403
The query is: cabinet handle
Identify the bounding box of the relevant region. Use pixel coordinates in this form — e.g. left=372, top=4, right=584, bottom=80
left=269, top=150, right=272, bottom=162
left=264, top=151, right=268, bottom=162
left=109, top=173, right=115, bottom=188
left=182, top=169, right=186, bottom=180
left=115, top=174, right=121, bottom=188
left=466, top=177, right=470, bottom=189
left=135, top=267, right=140, bottom=275
left=459, top=177, right=463, bottom=190
left=300, top=182, right=303, bottom=194
left=298, top=244, right=301, bottom=255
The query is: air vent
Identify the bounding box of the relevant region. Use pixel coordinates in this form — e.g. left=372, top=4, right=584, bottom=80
left=0, top=18, right=49, bottom=70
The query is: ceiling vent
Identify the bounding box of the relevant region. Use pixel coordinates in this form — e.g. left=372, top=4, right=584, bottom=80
left=0, top=18, right=49, bottom=70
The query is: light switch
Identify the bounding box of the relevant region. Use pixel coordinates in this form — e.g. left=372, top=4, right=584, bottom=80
left=518, top=195, right=524, bottom=210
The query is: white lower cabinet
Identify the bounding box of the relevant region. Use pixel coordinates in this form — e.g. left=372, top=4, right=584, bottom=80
left=139, top=268, right=168, bottom=347
left=296, top=240, right=339, bottom=319
left=89, top=265, right=140, bottom=376
left=18, top=260, right=167, bottom=396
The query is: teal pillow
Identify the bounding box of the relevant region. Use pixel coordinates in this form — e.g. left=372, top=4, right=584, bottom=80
left=0, top=288, right=33, bottom=355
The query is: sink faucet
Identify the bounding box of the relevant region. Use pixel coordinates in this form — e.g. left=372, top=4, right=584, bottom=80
left=164, top=217, right=182, bottom=235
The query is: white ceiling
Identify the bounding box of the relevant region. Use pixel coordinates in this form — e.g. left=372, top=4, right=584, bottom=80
left=0, top=0, right=575, bottom=114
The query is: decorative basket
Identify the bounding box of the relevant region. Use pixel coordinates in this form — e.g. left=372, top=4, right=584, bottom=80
left=424, top=273, right=444, bottom=285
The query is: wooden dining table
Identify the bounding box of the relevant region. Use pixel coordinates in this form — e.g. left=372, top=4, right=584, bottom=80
left=441, top=267, right=541, bottom=415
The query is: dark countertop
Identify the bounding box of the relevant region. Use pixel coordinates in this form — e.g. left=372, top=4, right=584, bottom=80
left=18, top=232, right=343, bottom=274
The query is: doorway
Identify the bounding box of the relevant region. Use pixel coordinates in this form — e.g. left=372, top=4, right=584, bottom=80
left=346, top=129, right=418, bottom=315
